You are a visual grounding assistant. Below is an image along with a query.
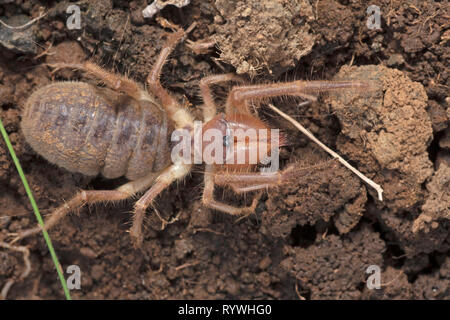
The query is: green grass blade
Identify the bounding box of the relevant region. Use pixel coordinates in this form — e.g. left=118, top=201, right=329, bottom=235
left=0, top=117, right=72, bottom=300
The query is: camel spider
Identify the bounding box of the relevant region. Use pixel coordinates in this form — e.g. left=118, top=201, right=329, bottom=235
left=10, top=23, right=373, bottom=248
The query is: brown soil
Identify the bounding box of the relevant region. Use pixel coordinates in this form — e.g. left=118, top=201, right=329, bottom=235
left=0, top=0, right=448, bottom=299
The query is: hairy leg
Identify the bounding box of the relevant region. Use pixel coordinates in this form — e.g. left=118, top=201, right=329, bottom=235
left=225, top=80, right=373, bottom=113
left=199, top=73, right=244, bottom=121
left=9, top=172, right=158, bottom=244
left=214, top=160, right=337, bottom=191
left=146, top=23, right=196, bottom=129
left=130, top=163, right=192, bottom=248
left=186, top=39, right=215, bottom=55
left=47, top=62, right=149, bottom=102
left=201, top=164, right=261, bottom=216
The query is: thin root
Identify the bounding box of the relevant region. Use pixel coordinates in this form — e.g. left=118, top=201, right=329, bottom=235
left=0, top=241, right=32, bottom=300
left=153, top=207, right=183, bottom=230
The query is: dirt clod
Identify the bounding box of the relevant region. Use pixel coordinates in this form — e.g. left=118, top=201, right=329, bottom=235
left=264, top=154, right=366, bottom=238
left=281, top=227, right=385, bottom=299
left=413, top=164, right=450, bottom=234
left=328, top=65, right=433, bottom=210
left=214, top=0, right=316, bottom=77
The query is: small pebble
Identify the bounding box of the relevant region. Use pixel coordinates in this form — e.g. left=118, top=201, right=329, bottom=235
left=258, top=256, right=272, bottom=270
left=80, top=247, right=98, bottom=259
left=386, top=54, right=405, bottom=67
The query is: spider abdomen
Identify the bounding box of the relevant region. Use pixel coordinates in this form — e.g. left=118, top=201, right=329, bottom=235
left=21, top=81, right=173, bottom=180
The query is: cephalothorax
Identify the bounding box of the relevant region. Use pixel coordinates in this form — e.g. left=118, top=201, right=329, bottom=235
left=12, top=24, right=372, bottom=248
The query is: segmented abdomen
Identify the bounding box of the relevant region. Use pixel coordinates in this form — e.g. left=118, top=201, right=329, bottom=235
left=21, top=82, right=173, bottom=180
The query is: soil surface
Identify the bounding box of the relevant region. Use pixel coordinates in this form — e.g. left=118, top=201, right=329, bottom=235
left=0, top=0, right=449, bottom=299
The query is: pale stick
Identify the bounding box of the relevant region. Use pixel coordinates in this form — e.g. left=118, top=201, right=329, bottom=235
left=268, top=103, right=383, bottom=201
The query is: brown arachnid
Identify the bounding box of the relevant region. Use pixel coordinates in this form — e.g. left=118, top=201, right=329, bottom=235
left=9, top=23, right=372, bottom=248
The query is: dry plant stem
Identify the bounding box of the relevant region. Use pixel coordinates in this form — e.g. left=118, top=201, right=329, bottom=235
left=0, top=12, right=47, bottom=31
left=0, top=241, right=31, bottom=300
left=268, top=103, right=384, bottom=201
